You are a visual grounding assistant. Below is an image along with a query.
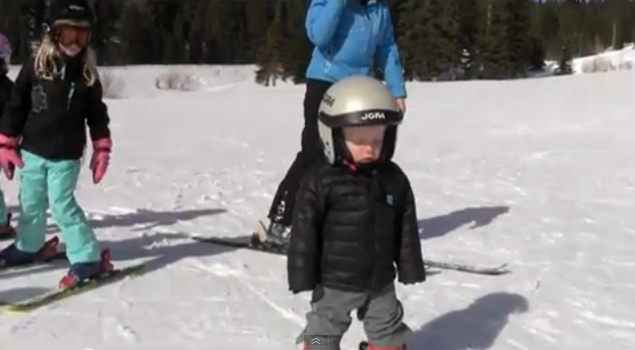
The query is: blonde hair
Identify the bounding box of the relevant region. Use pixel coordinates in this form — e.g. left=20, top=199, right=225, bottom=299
left=33, top=36, right=98, bottom=86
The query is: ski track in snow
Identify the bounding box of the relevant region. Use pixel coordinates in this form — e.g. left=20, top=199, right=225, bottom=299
left=0, top=67, right=634, bottom=349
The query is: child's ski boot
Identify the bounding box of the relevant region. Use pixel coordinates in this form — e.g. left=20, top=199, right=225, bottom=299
left=0, top=236, right=62, bottom=267
left=59, top=249, right=114, bottom=289
left=0, top=213, right=15, bottom=239
left=255, top=219, right=290, bottom=247
left=359, top=342, right=406, bottom=350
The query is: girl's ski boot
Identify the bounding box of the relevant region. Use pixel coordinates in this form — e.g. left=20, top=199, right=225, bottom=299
left=0, top=236, right=62, bottom=267
left=59, top=249, right=114, bottom=288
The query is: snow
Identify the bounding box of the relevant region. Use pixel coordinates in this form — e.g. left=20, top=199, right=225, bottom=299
left=542, top=43, right=635, bottom=75
left=1, top=64, right=635, bottom=350
left=571, top=43, right=635, bottom=74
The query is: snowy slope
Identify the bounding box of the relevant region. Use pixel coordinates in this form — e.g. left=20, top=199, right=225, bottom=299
left=542, top=43, right=635, bottom=75
left=1, top=66, right=635, bottom=350
left=571, top=43, right=635, bottom=74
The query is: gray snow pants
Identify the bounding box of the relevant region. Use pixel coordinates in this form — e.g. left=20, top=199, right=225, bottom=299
left=297, top=283, right=411, bottom=350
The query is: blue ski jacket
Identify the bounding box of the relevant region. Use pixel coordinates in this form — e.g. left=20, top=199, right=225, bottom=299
left=304, top=0, right=406, bottom=98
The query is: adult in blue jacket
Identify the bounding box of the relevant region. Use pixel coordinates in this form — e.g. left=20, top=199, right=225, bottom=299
left=259, top=0, right=407, bottom=246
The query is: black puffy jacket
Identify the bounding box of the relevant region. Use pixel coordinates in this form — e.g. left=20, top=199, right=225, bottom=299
left=0, top=74, right=13, bottom=115
left=287, top=159, right=426, bottom=293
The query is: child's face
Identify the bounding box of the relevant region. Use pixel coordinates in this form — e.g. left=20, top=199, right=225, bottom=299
left=56, top=25, right=90, bottom=57
left=343, top=125, right=386, bottom=164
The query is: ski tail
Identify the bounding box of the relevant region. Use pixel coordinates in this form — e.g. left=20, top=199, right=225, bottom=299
left=424, top=259, right=511, bottom=275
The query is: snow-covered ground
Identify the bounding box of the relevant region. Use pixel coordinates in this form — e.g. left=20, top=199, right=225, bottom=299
left=542, top=42, right=635, bottom=75
left=571, top=43, right=635, bottom=74
left=1, top=65, right=635, bottom=350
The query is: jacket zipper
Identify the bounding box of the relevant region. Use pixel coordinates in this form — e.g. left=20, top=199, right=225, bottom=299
left=367, top=170, right=380, bottom=289
left=61, top=65, right=75, bottom=110
left=67, top=82, right=75, bottom=110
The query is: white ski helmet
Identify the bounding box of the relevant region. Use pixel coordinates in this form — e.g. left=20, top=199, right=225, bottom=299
left=0, top=33, right=11, bottom=70
left=318, top=75, right=403, bottom=164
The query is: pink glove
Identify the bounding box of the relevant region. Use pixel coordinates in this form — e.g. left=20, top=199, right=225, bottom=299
left=89, top=138, right=111, bottom=184
left=0, top=134, right=23, bottom=180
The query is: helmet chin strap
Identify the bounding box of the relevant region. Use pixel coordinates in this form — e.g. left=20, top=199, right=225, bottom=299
left=332, top=129, right=354, bottom=165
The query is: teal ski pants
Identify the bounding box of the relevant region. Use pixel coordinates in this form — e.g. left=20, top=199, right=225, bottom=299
left=0, top=179, right=6, bottom=225
left=15, top=150, right=101, bottom=264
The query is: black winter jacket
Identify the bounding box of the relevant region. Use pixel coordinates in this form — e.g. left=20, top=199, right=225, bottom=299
left=0, top=55, right=110, bottom=160
left=287, top=159, right=426, bottom=293
left=0, top=74, right=13, bottom=116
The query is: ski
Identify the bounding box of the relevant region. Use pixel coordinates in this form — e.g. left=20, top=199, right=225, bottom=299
left=191, top=219, right=288, bottom=253
left=2, top=262, right=145, bottom=312
left=191, top=234, right=287, bottom=255
left=424, top=259, right=511, bottom=275
left=191, top=234, right=510, bottom=275
left=192, top=220, right=509, bottom=276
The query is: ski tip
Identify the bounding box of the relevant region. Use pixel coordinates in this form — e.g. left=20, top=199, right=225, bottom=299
left=4, top=306, right=29, bottom=314
left=496, top=263, right=511, bottom=272
left=2, top=301, right=36, bottom=313
left=490, top=267, right=512, bottom=275
left=255, top=220, right=268, bottom=242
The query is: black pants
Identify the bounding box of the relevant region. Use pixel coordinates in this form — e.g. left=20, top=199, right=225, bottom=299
left=267, top=79, right=333, bottom=226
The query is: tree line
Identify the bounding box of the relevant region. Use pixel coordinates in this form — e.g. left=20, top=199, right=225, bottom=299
left=0, top=0, right=633, bottom=85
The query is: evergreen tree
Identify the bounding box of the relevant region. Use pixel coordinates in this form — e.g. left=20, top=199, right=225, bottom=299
left=427, top=0, right=461, bottom=80
left=278, top=0, right=312, bottom=83
left=395, top=0, right=428, bottom=80
left=116, top=1, right=156, bottom=64
left=255, top=0, right=284, bottom=86
left=527, top=36, right=546, bottom=72
left=478, top=0, right=511, bottom=79
left=556, top=0, right=577, bottom=74
left=162, top=9, right=186, bottom=64
left=505, top=0, right=533, bottom=77
left=457, top=0, right=480, bottom=79
left=245, top=2, right=273, bottom=62
left=526, top=1, right=546, bottom=72
left=557, top=41, right=573, bottom=75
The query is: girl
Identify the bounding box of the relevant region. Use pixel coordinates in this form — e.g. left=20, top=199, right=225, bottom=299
left=0, top=0, right=113, bottom=288
left=0, top=32, right=15, bottom=238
